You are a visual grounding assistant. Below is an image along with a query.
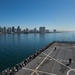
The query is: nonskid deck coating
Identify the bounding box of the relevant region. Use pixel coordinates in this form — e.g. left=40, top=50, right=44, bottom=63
left=15, top=42, right=75, bottom=75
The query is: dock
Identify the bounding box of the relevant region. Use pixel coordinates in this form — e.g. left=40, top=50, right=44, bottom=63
left=1, top=41, right=75, bottom=75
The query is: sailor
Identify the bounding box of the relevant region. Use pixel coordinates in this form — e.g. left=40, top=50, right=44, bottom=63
left=66, top=58, right=72, bottom=66
left=16, top=64, right=19, bottom=71
left=54, top=46, right=56, bottom=50
left=69, top=58, right=72, bottom=64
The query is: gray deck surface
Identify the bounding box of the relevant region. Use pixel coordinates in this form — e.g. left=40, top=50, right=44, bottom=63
left=15, top=42, right=75, bottom=75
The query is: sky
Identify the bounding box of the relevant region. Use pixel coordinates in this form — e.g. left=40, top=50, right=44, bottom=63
left=0, top=0, right=75, bottom=31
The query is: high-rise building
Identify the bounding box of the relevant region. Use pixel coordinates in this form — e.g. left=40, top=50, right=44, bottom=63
left=26, top=28, right=28, bottom=32
left=17, top=26, right=21, bottom=32
left=39, top=27, right=45, bottom=33
left=7, top=27, right=12, bottom=33
left=0, top=27, right=2, bottom=32
left=45, top=29, right=49, bottom=33
left=53, top=29, right=57, bottom=33
left=3, top=27, right=7, bottom=33
left=12, top=26, right=15, bottom=32
left=23, top=29, right=25, bottom=32
left=33, top=28, right=38, bottom=33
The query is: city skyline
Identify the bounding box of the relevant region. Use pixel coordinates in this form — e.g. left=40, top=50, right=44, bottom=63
left=0, top=0, right=75, bottom=31
left=0, top=26, right=58, bottom=34
left=0, top=26, right=56, bottom=30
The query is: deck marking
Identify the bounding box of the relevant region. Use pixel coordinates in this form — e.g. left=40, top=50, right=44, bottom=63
left=42, top=52, right=73, bottom=70
left=36, top=47, right=54, bottom=69
left=67, top=69, right=75, bottom=75
left=36, top=57, right=41, bottom=59
left=22, top=68, right=57, bottom=75
left=30, top=47, right=55, bottom=75
left=47, top=57, right=74, bottom=63
left=52, top=48, right=61, bottom=72
left=48, top=58, right=74, bottom=63
left=43, top=52, right=75, bottom=74
left=58, top=46, right=72, bottom=51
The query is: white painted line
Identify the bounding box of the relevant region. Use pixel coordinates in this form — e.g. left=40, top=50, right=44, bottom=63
left=22, top=68, right=39, bottom=75
left=50, top=59, right=52, bottom=60
left=63, top=60, right=66, bottom=62
left=22, top=67, right=57, bottom=75
left=43, top=52, right=75, bottom=75
left=36, top=47, right=55, bottom=70
left=38, top=70, right=57, bottom=75
left=48, top=58, right=74, bottom=63
left=42, top=52, right=72, bottom=70
left=67, top=69, right=75, bottom=75
left=59, top=47, right=72, bottom=51
left=52, top=48, right=61, bottom=72
left=31, top=47, right=55, bottom=75
left=22, top=67, right=34, bottom=71
left=48, top=58, right=73, bottom=63
left=57, top=59, right=59, bottom=61
left=60, top=60, right=62, bottom=61
left=36, top=57, right=41, bottom=59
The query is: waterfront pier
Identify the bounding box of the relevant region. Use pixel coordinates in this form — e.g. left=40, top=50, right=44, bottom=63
left=1, top=41, right=75, bottom=75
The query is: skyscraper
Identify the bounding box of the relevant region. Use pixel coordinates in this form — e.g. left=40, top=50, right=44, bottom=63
left=39, top=27, right=45, bottom=33
left=17, top=26, right=21, bottom=33
left=26, top=28, right=29, bottom=32
left=12, top=26, right=15, bottom=32
left=53, top=29, right=57, bottom=33
left=33, top=28, right=38, bottom=33
left=7, top=27, right=12, bottom=33
left=0, top=27, right=2, bottom=32
left=3, top=27, right=7, bottom=33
